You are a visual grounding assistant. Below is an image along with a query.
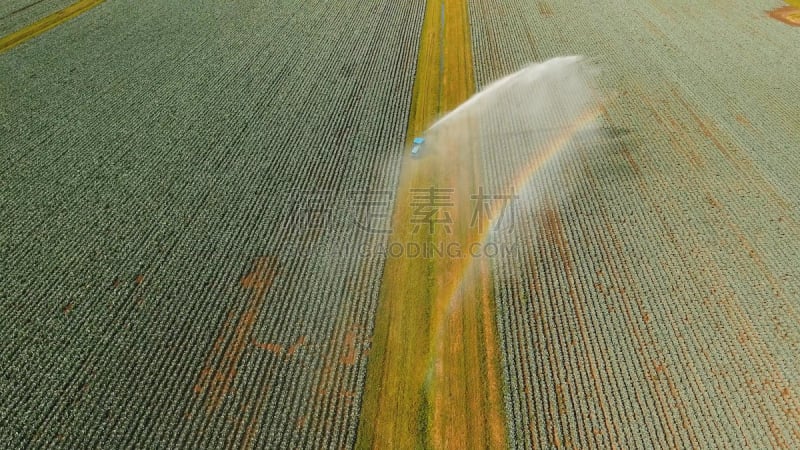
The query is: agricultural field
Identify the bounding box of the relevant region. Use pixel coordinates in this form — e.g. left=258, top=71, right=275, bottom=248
left=0, top=0, right=79, bottom=37
left=2, top=0, right=800, bottom=448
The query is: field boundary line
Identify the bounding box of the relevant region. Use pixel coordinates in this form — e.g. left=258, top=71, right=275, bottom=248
left=0, top=0, right=106, bottom=54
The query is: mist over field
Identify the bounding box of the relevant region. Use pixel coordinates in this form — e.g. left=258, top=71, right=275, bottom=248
left=420, top=55, right=606, bottom=237
left=2, top=0, right=800, bottom=448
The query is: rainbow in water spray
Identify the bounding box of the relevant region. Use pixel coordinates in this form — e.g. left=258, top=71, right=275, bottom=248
left=421, top=56, right=607, bottom=383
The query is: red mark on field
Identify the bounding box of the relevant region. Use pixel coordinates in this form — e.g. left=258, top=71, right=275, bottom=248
left=738, top=331, right=750, bottom=344
left=62, top=302, right=75, bottom=315
left=340, top=327, right=365, bottom=366
left=735, top=114, right=753, bottom=129
left=769, top=6, right=800, bottom=26
left=307, top=323, right=370, bottom=436
left=193, top=256, right=279, bottom=412
left=252, top=341, right=283, bottom=355
left=537, top=1, right=554, bottom=17
left=252, top=335, right=307, bottom=358
left=287, top=335, right=307, bottom=356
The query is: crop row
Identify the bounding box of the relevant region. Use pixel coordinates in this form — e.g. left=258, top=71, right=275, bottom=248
left=0, top=0, right=423, bottom=447
left=0, top=0, right=77, bottom=37
left=468, top=0, right=800, bottom=448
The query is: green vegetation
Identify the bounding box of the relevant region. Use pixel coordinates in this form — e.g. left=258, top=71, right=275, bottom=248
left=2, top=0, right=800, bottom=448
left=0, top=0, right=105, bottom=53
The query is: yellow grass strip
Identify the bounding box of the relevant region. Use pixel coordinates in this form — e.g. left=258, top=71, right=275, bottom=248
left=0, top=0, right=105, bottom=54
left=357, top=1, right=507, bottom=448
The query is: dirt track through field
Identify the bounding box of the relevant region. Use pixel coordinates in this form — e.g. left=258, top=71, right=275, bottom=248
left=357, top=0, right=507, bottom=448
left=4, top=0, right=800, bottom=447
left=0, top=0, right=105, bottom=53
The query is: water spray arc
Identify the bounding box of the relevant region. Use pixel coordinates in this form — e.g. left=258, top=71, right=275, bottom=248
left=417, top=55, right=605, bottom=408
